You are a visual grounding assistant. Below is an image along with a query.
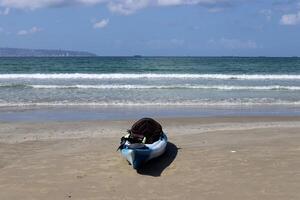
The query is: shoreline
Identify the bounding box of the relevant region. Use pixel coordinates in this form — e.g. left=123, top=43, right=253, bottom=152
left=1, top=105, right=300, bottom=122
left=0, top=116, right=300, bottom=199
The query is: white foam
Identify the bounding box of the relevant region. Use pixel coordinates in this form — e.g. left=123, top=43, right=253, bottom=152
left=0, top=73, right=300, bottom=80
left=28, top=84, right=300, bottom=91
left=1, top=100, right=300, bottom=107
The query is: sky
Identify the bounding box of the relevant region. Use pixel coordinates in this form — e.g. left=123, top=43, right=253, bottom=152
left=0, top=0, right=300, bottom=56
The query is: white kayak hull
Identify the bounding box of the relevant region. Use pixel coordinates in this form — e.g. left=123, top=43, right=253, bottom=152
left=121, top=133, right=168, bottom=169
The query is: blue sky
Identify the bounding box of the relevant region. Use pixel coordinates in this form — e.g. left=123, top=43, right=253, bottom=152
left=0, top=0, right=300, bottom=56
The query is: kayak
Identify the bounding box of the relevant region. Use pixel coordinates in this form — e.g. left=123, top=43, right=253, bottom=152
left=120, top=133, right=168, bottom=169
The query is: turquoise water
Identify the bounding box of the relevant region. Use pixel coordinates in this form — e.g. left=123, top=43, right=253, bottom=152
left=1, top=57, right=300, bottom=74
left=0, top=57, right=300, bottom=107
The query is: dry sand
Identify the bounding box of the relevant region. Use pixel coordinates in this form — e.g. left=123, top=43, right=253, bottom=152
left=0, top=116, right=300, bottom=200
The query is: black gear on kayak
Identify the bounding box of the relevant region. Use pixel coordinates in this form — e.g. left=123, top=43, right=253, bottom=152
left=117, top=118, right=163, bottom=150
left=129, top=118, right=163, bottom=144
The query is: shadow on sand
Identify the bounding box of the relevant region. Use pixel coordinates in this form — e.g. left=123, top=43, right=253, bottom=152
left=137, top=142, right=179, bottom=177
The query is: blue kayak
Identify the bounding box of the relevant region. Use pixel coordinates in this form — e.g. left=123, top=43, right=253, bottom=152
left=120, top=133, right=168, bottom=169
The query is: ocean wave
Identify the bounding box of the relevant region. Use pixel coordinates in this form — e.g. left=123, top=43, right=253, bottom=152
left=2, top=84, right=300, bottom=91
left=0, top=84, right=28, bottom=88
left=0, top=73, right=300, bottom=80
left=1, top=100, right=300, bottom=107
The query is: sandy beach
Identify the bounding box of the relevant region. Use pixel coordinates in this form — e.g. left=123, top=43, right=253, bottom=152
left=0, top=116, right=300, bottom=200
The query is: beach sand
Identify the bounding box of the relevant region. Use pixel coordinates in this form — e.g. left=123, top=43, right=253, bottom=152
left=0, top=116, right=300, bottom=200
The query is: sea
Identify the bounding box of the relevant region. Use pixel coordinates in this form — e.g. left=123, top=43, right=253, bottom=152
left=0, top=56, right=300, bottom=121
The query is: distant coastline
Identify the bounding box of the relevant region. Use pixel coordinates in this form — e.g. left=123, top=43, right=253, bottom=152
left=0, top=47, right=97, bottom=57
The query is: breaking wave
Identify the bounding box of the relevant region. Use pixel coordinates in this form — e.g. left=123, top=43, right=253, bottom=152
left=1, top=84, right=300, bottom=91
left=1, top=100, right=300, bottom=107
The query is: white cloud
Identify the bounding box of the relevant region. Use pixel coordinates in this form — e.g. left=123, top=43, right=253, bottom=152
left=208, top=38, right=258, bottom=49
left=108, top=0, right=149, bottom=15
left=280, top=11, right=300, bottom=25
left=157, top=0, right=185, bottom=6
left=158, top=0, right=207, bottom=6
left=17, top=26, right=42, bottom=35
left=0, top=0, right=236, bottom=15
left=93, top=18, right=109, bottom=28
left=157, top=0, right=228, bottom=6
left=0, top=0, right=106, bottom=10
left=107, top=0, right=233, bottom=14
left=0, top=7, right=9, bottom=15
left=77, top=0, right=106, bottom=5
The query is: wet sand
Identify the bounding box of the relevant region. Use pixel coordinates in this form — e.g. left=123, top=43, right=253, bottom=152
left=0, top=116, right=300, bottom=200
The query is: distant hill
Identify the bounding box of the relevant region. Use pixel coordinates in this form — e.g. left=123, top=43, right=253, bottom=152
left=0, top=48, right=97, bottom=57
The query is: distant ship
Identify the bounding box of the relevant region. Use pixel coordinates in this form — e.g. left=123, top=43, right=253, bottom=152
left=133, top=55, right=142, bottom=58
